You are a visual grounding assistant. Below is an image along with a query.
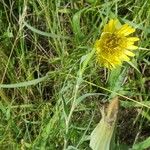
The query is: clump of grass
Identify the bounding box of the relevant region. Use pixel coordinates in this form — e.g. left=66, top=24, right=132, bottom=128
left=0, top=0, right=150, bottom=149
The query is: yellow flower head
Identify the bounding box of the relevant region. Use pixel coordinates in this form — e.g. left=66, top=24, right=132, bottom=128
left=95, top=19, right=139, bottom=69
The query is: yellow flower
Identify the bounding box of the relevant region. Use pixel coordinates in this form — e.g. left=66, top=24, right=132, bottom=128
left=95, top=19, right=139, bottom=69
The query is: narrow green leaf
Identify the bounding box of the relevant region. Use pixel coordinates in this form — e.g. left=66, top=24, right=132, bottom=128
left=66, top=146, right=79, bottom=150
left=127, top=61, right=141, bottom=74
left=24, top=22, right=69, bottom=39
left=79, top=48, right=95, bottom=76
left=0, top=74, right=49, bottom=88
left=62, top=95, right=69, bottom=119
left=132, top=136, right=150, bottom=150
left=76, top=93, right=106, bottom=106
left=72, top=9, right=85, bottom=41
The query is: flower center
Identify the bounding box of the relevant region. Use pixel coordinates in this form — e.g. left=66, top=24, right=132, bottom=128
left=101, top=33, right=123, bottom=53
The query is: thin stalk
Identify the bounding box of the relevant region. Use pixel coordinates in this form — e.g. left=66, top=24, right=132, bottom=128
left=63, top=48, right=95, bottom=149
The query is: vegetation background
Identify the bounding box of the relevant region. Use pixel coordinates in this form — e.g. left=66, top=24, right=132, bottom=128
left=0, top=0, right=150, bottom=149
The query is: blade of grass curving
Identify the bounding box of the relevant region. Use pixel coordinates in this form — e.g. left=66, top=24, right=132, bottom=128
left=76, top=111, right=94, bottom=148
left=132, top=136, right=150, bottom=150
left=72, top=8, right=86, bottom=42
left=75, top=93, right=106, bottom=106
left=127, top=61, right=141, bottom=74
left=0, top=74, right=49, bottom=88
left=24, top=22, right=69, bottom=39
left=66, top=146, right=79, bottom=150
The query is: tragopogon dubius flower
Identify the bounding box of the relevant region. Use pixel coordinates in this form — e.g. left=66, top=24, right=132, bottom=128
left=95, top=19, right=139, bottom=69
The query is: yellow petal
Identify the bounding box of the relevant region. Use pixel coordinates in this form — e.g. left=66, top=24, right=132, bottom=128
left=126, top=41, right=135, bottom=47
left=117, top=24, right=135, bottom=36
left=103, top=24, right=109, bottom=32
left=121, top=54, right=130, bottom=61
left=104, top=62, right=112, bottom=69
left=125, top=50, right=135, bottom=56
left=103, top=19, right=118, bottom=32
left=108, top=19, right=118, bottom=32
left=127, top=37, right=139, bottom=42
left=115, top=60, right=122, bottom=66
left=112, top=56, right=122, bottom=64
left=116, top=24, right=128, bottom=33
left=127, top=45, right=138, bottom=50
left=124, top=28, right=135, bottom=36
left=101, top=56, right=116, bottom=69
left=94, top=40, right=100, bottom=48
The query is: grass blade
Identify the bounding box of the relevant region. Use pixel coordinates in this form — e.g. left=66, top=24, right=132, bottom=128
left=0, top=74, right=49, bottom=88
left=24, top=22, right=69, bottom=39
left=132, top=136, right=150, bottom=150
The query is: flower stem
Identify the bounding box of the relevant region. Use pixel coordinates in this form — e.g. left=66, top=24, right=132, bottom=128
left=63, top=48, right=95, bottom=149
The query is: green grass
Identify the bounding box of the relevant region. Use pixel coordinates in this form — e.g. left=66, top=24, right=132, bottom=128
left=0, top=0, right=150, bottom=149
